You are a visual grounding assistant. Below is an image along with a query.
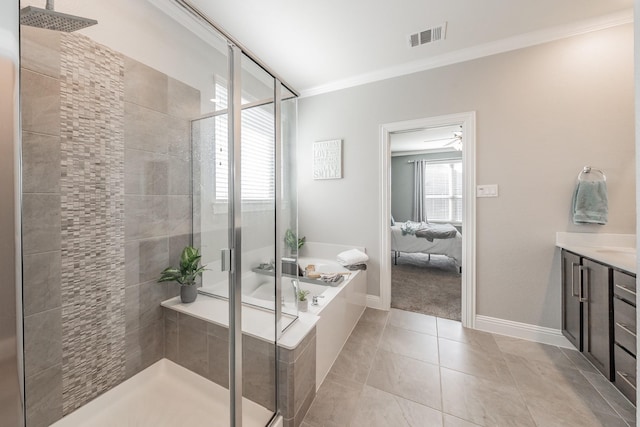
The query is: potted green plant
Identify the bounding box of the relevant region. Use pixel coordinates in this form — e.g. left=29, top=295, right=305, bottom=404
left=285, top=229, right=305, bottom=255
left=297, top=289, right=310, bottom=312
left=158, top=246, right=207, bottom=303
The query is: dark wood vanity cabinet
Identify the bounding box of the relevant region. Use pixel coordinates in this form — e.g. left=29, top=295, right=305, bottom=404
left=612, top=270, right=637, bottom=403
left=561, top=249, right=637, bottom=403
left=581, top=258, right=613, bottom=379
left=561, top=250, right=583, bottom=350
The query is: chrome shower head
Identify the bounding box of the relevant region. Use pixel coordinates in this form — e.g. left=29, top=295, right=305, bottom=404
left=20, top=0, right=97, bottom=33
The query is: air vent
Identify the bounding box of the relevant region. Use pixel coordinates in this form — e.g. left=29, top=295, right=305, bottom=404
left=409, top=22, right=447, bottom=47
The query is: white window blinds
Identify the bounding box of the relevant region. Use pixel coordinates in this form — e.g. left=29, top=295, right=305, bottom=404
left=424, top=160, right=462, bottom=222
left=214, top=83, right=275, bottom=201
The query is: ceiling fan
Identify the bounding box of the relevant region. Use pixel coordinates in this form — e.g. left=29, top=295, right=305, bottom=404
left=423, top=127, right=463, bottom=151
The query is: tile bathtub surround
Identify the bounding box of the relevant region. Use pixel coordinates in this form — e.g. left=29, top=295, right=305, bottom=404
left=302, top=308, right=636, bottom=427
left=21, top=26, right=200, bottom=426
left=163, top=308, right=316, bottom=427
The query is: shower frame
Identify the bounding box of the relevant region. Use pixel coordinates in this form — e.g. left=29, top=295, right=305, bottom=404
left=174, top=1, right=300, bottom=426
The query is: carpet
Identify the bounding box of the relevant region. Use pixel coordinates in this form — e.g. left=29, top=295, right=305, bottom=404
left=391, top=252, right=461, bottom=321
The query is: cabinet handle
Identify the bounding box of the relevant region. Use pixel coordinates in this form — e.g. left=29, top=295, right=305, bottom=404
left=616, top=322, right=637, bottom=338
left=579, top=265, right=587, bottom=302
left=571, top=262, right=579, bottom=297
left=615, top=284, right=637, bottom=297
left=616, top=371, right=637, bottom=390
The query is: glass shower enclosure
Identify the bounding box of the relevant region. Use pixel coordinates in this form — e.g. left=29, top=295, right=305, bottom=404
left=17, top=0, right=298, bottom=425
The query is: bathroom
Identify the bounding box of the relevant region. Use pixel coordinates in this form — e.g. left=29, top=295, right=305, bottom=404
left=1, top=0, right=639, bottom=426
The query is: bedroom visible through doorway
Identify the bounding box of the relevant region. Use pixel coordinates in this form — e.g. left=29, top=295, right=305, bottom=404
left=379, top=111, right=476, bottom=328
left=390, top=126, right=463, bottom=321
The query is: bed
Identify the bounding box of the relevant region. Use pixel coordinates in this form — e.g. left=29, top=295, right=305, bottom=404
left=391, top=222, right=462, bottom=268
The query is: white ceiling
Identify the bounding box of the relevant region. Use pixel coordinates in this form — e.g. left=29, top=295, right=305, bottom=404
left=189, top=0, right=633, bottom=96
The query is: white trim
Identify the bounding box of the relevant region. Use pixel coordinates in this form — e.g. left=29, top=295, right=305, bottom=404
left=366, top=294, right=383, bottom=310
left=379, top=112, right=476, bottom=328
left=475, top=315, right=574, bottom=349
left=300, top=9, right=633, bottom=98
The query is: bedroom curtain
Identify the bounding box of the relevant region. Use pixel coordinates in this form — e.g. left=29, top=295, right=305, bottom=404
left=413, top=160, right=427, bottom=222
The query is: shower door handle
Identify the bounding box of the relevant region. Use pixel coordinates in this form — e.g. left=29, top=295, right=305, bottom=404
left=221, top=248, right=234, bottom=272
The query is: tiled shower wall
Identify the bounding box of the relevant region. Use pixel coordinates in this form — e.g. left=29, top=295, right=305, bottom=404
left=21, top=26, right=199, bottom=427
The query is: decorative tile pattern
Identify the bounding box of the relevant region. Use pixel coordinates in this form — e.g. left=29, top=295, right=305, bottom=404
left=59, top=33, right=126, bottom=414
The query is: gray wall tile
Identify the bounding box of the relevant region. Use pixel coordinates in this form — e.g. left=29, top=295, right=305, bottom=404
left=168, top=156, right=191, bottom=195
left=20, top=26, right=61, bottom=79
left=177, top=322, right=208, bottom=377
left=24, top=308, right=62, bottom=377
left=25, top=364, right=63, bottom=427
left=22, top=193, right=61, bottom=255
left=164, top=314, right=178, bottom=363
left=139, top=237, right=169, bottom=284
left=23, top=251, right=61, bottom=316
left=124, top=102, right=169, bottom=153
left=168, top=196, right=192, bottom=236
left=166, top=116, right=191, bottom=161
left=125, top=195, right=168, bottom=240
left=21, top=69, right=60, bottom=136
left=125, top=321, right=164, bottom=379
left=178, top=311, right=207, bottom=332
left=124, top=57, right=168, bottom=113
left=167, top=77, right=200, bottom=119
left=169, top=234, right=192, bottom=265
left=207, top=332, right=229, bottom=388
left=22, top=132, right=61, bottom=194
left=293, top=340, right=316, bottom=415
left=125, top=280, right=167, bottom=332
left=125, top=148, right=168, bottom=195
left=243, top=339, right=277, bottom=411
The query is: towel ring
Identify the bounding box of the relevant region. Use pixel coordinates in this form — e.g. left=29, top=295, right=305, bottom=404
left=577, top=166, right=606, bottom=182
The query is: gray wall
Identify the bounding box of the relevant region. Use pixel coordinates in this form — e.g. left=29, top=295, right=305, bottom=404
left=391, top=152, right=462, bottom=223
left=20, top=27, right=197, bottom=427
left=298, top=24, right=635, bottom=329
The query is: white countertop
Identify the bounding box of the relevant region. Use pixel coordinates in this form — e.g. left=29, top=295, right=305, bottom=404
left=556, top=232, right=637, bottom=274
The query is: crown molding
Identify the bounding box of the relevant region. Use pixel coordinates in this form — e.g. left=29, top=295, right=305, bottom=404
left=299, top=9, right=633, bottom=98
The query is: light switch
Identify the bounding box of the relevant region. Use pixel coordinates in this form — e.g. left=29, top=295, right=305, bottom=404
left=477, top=184, right=499, bottom=198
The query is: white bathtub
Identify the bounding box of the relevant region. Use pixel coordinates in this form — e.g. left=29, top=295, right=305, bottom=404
left=199, top=251, right=368, bottom=389
left=296, top=256, right=367, bottom=389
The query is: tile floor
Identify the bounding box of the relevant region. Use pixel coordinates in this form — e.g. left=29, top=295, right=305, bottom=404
left=301, top=308, right=636, bottom=427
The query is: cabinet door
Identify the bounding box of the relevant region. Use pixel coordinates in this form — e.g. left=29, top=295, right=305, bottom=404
left=561, top=250, right=582, bottom=350
left=582, top=258, right=613, bottom=380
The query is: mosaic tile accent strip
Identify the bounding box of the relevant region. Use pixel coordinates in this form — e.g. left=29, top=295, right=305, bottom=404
left=59, top=33, right=126, bottom=414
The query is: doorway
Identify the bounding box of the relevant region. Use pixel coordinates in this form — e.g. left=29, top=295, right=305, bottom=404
left=379, top=112, right=476, bottom=327
left=390, top=125, right=463, bottom=320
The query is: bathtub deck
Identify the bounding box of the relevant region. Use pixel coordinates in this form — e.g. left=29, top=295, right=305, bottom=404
left=51, top=359, right=275, bottom=427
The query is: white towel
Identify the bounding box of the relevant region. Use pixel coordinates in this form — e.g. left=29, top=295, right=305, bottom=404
left=337, top=249, right=369, bottom=266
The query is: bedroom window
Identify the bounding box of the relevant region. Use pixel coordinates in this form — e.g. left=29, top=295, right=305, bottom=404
left=214, top=82, right=275, bottom=202
left=424, top=160, right=462, bottom=223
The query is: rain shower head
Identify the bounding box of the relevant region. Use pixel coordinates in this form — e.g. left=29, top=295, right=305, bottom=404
left=20, top=0, right=97, bottom=33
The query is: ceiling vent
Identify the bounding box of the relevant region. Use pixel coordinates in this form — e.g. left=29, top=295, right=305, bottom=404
left=409, top=22, right=447, bottom=47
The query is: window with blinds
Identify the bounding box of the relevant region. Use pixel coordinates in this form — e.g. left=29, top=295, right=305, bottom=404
left=214, top=83, right=275, bottom=202
left=424, top=160, right=462, bottom=222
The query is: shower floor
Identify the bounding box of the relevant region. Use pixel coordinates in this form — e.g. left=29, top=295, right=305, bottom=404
left=51, top=359, right=276, bottom=427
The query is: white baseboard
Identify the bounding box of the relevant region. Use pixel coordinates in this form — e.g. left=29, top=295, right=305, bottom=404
left=475, top=315, right=574, bottom=349
left=366, top=294, right=384, bottom=310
